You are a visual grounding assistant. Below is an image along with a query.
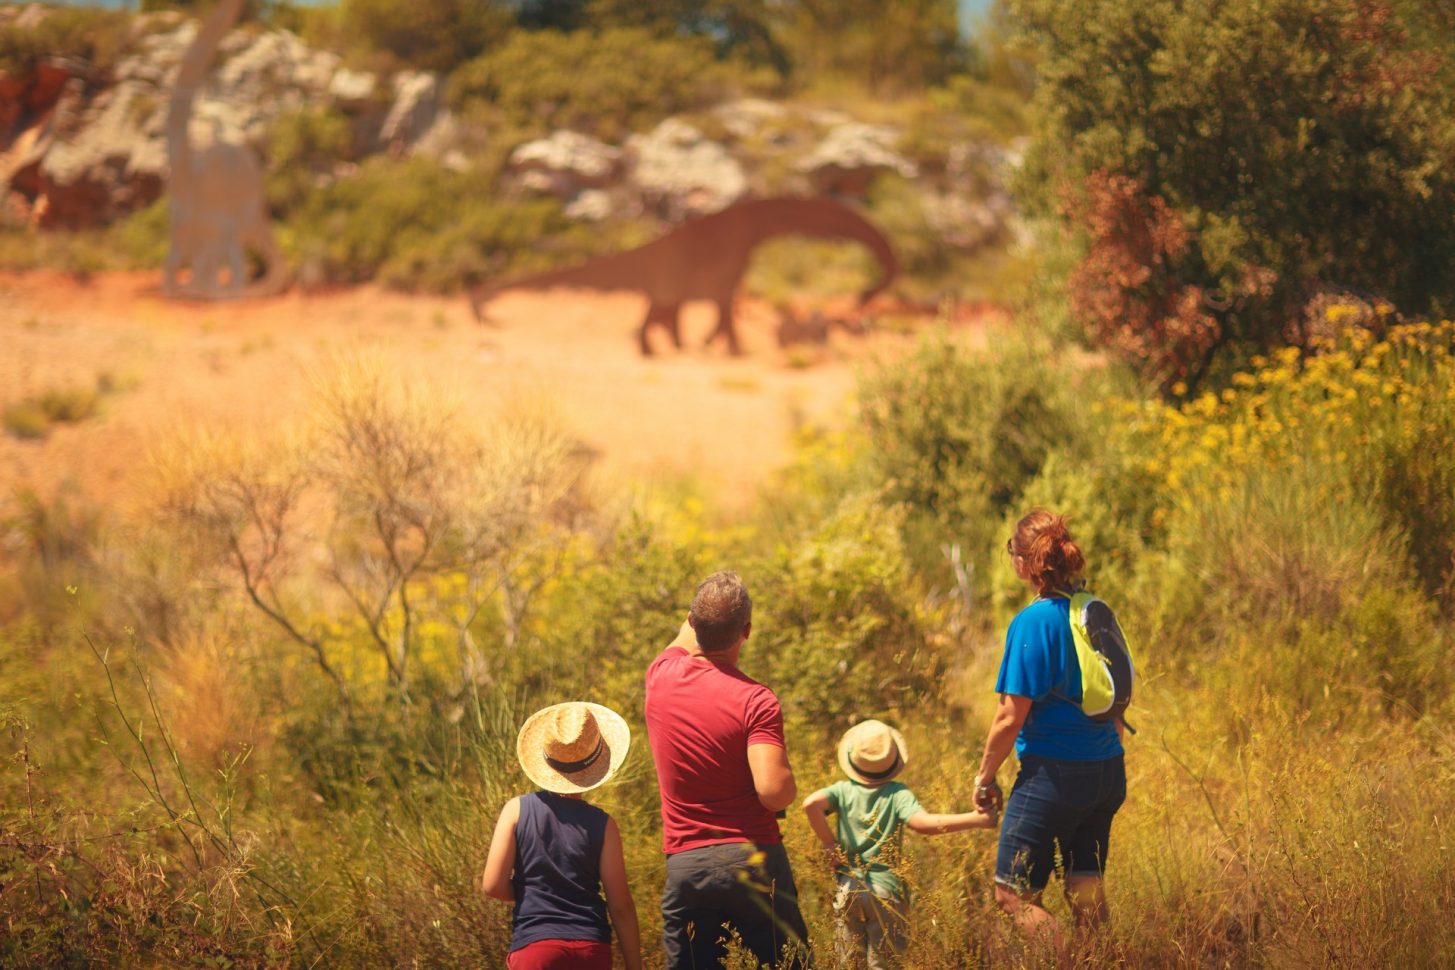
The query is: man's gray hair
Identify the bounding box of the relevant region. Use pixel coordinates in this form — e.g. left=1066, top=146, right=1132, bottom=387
left=689, top=570, right=753, bottom=652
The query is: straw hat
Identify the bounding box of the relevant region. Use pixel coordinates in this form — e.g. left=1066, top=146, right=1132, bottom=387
left=837, top=719, right=908, bottom=786
left=516, top=702, right=631, bottom=795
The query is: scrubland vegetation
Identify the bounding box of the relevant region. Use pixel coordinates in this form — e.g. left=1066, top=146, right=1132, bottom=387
left=3, top=314, right=1454, bottom=967
left=6, top=1, right=1455, bottom=968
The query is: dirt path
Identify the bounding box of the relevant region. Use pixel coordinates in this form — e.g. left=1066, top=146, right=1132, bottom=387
left=0, top=271, right=995, bottom=514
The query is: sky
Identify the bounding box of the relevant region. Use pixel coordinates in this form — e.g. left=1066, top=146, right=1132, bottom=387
left=39, top=1, right=999, bottom=37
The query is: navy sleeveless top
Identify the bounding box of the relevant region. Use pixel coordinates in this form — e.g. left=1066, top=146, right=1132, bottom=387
left=509, top=791, right=611, bottom=952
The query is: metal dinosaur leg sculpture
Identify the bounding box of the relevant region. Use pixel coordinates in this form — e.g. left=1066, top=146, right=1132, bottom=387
left=164, top=0, right=287, bottom=300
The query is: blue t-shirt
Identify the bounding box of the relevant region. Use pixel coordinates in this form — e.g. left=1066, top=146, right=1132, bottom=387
left=994, top=596, right=1123, bottom=762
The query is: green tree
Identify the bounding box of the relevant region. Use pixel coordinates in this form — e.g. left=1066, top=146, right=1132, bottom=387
left=773, top=0, right=967, bottom=94
left=340, top=0, right=512, bottom=72
left=448, top=27, right=727, bottom=140
left=1013, top=0, right=1455, bottom=389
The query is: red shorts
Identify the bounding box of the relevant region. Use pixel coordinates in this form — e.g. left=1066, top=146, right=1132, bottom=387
left=506, top=939, right=611, bottom=970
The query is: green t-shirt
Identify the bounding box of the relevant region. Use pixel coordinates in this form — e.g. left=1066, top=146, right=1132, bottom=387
left=822, top=779, right=924, bottom=900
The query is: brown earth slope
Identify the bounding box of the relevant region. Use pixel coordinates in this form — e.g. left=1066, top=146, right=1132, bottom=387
left=0, top=271, right=995, bottom=514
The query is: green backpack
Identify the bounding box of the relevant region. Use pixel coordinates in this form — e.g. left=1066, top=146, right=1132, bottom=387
left=1061, top=590, right=1136, bottom=727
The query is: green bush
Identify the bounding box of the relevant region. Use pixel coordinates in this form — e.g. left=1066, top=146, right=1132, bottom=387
left=2, top=400, right=48, bottom=439
left=772, top=0, right=967, bottom=96
left=108, top=199, right=170, bottom=268
left=855, top=330, right=1084, bottom=580
left=1012, top=0, right=1455, bottom=386
left=281, top=156, right=635, bottom=291
left=338, top=0, right=511, bottom=73
left=448, top=27, right=731, bottom=141
left=3, top=382, right=103, bottom=439
left=0, top=6, right=130, bottom=75
left=0, top=205, right=167, bottom=275
left=754, top=493, right=944, bottom=734
left=266, top=106, right=356, bottom=212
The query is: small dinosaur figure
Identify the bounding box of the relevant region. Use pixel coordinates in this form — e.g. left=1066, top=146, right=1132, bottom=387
left=469, top=197, right=897, bottom=355
left=163, top=0, right=287, bottom=299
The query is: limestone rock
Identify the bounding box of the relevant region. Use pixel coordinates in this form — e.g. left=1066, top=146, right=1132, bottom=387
left=35, top=79, right=166, bottom=227
left=564, top=188, right=613, bottom=222
left=0, top=58, right=74, bottom=135
left=6, top=17, right=369, bottom=227
left=410, top=109, right=464, bottom=161
left=713, top=98, right=787, bottom=140
left=626, top=118, right=746, bottom=220
left=509, top=130, right=620, bottom=198
left=794, top=122, right=918, bottom=197
left=328, top=68, right=377, bottom=107
left=380, top=71, right=440, bottom=148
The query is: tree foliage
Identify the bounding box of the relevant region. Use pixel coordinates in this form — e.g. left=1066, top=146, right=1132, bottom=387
left=339, top=0, right=512, bottom=73
left=447, top=27, right=728, bottom=140
left=773, top=0, right=966, bottom=94
left=1013, top=0, right=1455, bottom=389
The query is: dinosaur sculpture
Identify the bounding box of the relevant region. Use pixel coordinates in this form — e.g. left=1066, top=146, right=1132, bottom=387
left=469, top=197, right=897, bottom=355
left=163, top=0, right=287, bottom=299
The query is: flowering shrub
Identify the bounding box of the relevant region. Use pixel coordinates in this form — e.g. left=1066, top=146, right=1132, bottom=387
left=1112, top=321, right=1455, bottom=563
left=1066, top=172, right=1220, bottom=393
left=1079, top=320, right=1455, bottom=711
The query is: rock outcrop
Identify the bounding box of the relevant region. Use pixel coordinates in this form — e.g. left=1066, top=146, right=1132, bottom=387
left=793, top=122, right=918, bottom=197
left=1, top=5, right=1024, bottom=271
left=379, top=71, right=439, bottom=149
left=625, top=119, right=747, bottom=220
left=0, top=10, right=441, bottom=228
left=509, top=130, right=621, bottom=197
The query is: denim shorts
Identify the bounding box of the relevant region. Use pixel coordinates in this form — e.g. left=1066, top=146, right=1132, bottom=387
left=994, top=754, right=1126, bottom=894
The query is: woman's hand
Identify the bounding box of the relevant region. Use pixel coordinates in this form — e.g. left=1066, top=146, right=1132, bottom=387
left=976, top=693, right=1032, bottom=811
left=973, top=776, right=1003, bottom=814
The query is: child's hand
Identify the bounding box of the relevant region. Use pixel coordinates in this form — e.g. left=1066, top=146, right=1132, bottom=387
left=819, top=842, right=842, bottom=872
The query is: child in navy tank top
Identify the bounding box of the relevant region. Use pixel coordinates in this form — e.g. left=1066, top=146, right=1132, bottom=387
left=482, top=702, right=642, bottom=970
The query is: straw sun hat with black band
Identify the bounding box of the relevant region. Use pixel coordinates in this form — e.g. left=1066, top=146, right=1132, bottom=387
left=516, top=702, right=631, bottom=795
left=837, top=719, right=908, bottom=786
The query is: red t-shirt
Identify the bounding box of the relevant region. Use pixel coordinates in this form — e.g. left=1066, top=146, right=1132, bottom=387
left=644, top=646, right=787, bottom=855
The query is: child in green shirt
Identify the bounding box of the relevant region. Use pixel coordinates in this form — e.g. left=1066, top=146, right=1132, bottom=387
left=802, top=719, right=996, bottom=969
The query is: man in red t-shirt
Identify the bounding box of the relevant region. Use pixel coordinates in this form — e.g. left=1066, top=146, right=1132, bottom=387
left=645, top=571, right=811, bottom=970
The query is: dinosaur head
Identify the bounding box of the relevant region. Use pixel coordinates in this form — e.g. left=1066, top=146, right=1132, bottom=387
left=857, top=266, right=897, bottom=307
left=855, top=226, right=898, bottom=308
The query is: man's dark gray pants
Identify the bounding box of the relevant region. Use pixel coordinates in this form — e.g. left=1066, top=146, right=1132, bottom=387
left=661, top=841, right=812, bottom=969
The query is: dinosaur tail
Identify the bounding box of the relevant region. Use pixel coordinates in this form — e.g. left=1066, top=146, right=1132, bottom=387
left=468, top=250, right=650, bottom=323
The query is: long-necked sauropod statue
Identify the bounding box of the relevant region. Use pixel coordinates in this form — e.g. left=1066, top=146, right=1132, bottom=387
left=469, top=197, right=897, bottom=355
left=163, top=0, right=287, bottom=299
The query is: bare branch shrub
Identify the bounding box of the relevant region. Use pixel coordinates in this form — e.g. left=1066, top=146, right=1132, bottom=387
left=150, top=354, right=589, bottom=708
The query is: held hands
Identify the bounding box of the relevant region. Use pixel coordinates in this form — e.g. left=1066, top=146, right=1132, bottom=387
left=973, top=776, right=1003, bottom=815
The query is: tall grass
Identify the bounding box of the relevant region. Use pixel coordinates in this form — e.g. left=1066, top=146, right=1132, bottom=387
left=3, top=323, right=1454, bottom=966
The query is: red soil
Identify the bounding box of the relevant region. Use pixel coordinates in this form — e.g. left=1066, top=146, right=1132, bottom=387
left=0, top=270, right=998, bottom=515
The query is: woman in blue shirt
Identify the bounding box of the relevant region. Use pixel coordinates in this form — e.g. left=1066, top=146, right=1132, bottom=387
left=973, top=509, right=1126, bottom=952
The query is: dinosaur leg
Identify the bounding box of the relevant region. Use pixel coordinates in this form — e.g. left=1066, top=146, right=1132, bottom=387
left=246, top=225, right=289, bottom=297
left=225, top=241, right=246, bottom=298
left=639, top=301, right=682, bottom=356
left=193, top=247, right=220, bottom=298
left=712, top=297, right=742, bottom=356
left=163, top=245, right=182, bottom=296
